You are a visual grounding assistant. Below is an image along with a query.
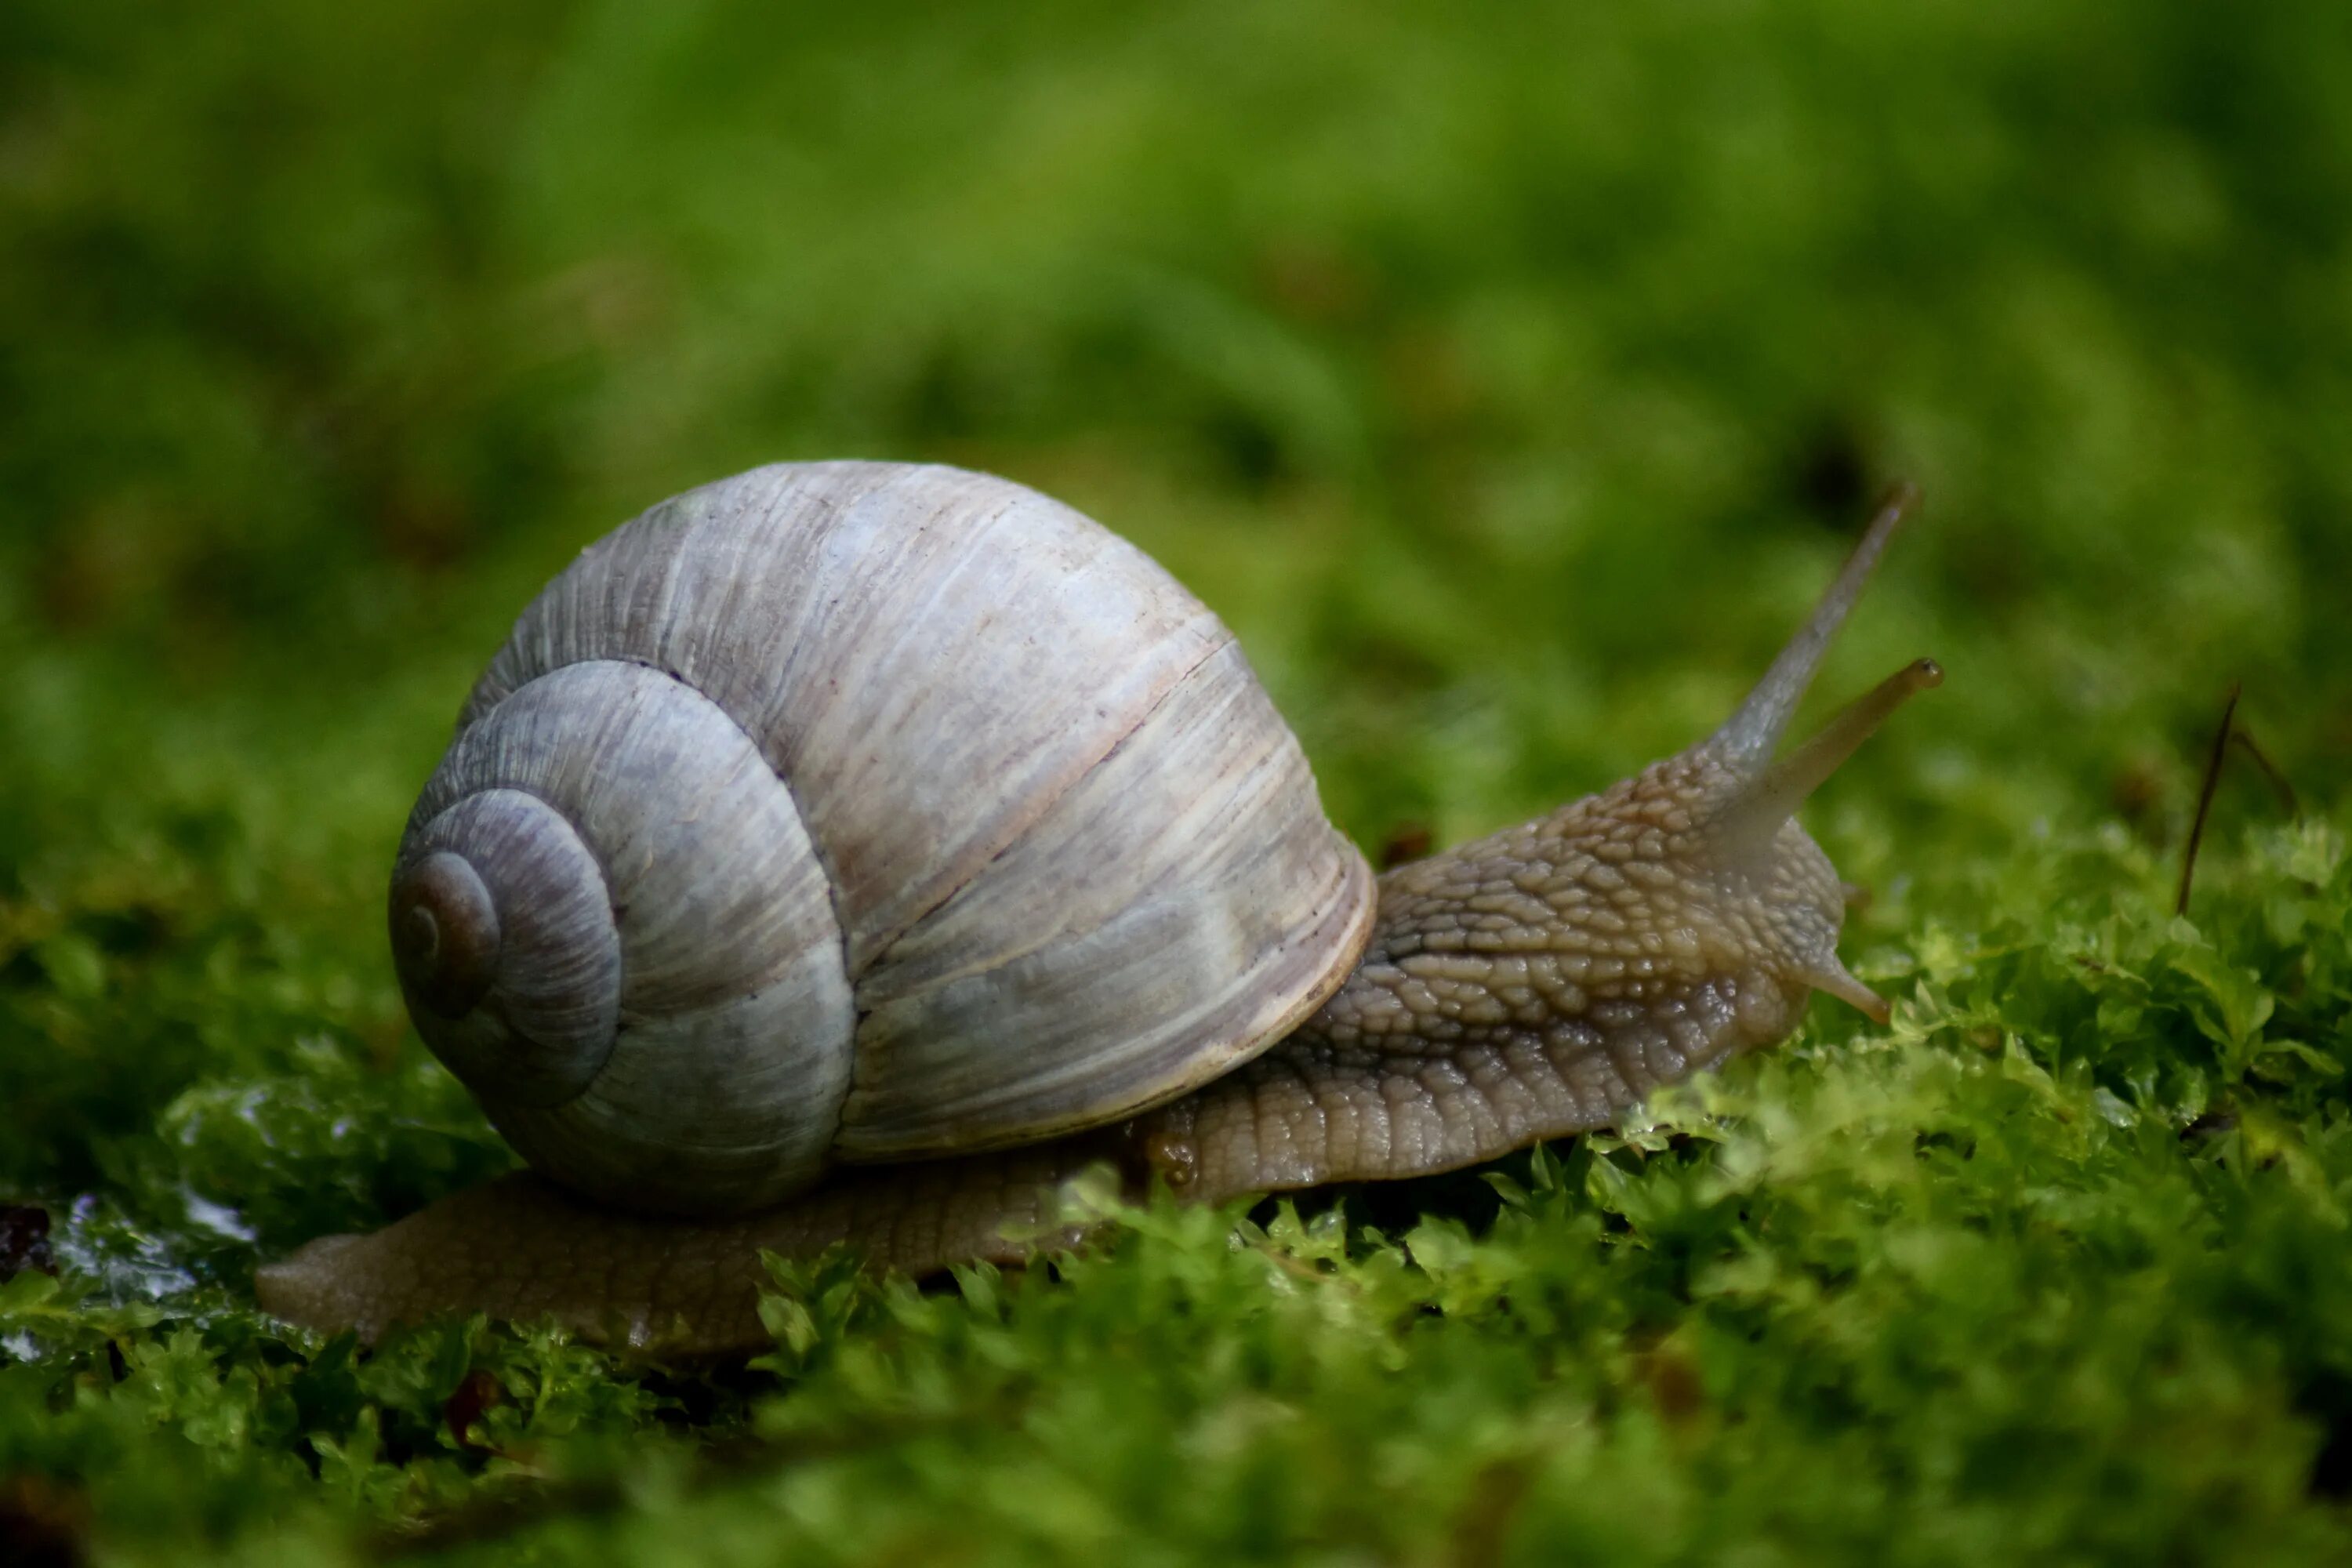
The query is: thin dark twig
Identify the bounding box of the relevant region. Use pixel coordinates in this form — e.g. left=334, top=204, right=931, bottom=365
left=2227, top=727, right=2299, bottom=818
left=2176, top=683, right=2241, bottom=917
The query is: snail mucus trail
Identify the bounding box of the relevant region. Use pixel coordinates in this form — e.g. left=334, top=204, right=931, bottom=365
left=257, top=473, right=1936, bottom=1356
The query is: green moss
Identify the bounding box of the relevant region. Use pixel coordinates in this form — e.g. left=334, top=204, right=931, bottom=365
left=4, top=0, right=2351, bottom=1561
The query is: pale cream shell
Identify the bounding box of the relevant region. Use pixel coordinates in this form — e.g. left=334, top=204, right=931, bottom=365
left=405, top=461, right=1375, bottom=1211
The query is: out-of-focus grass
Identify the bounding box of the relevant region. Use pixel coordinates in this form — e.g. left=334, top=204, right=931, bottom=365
left=3, top=2, right=2350, bottom=1563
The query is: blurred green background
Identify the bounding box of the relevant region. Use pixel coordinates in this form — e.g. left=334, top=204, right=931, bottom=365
left=5, top=1, right=2352, bottom=1563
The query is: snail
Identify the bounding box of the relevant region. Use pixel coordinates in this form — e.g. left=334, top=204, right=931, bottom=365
left=256, top=461, right=1937, bottom=1354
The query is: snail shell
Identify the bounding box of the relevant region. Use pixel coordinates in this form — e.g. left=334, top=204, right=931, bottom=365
left=388, top=462, right=1377, bottom=1215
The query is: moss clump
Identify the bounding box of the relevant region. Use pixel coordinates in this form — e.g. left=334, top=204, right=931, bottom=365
left=5, top=0, right=2351, bottom=1562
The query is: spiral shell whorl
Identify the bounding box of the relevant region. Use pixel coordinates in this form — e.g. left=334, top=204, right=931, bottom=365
left=392, top=792, right=622, bottom=1109
left=390, top=851, right=499, bottom=1021
left=398, top=659, right=858, bottom=1214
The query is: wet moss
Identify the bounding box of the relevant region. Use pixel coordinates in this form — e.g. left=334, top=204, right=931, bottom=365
left=4, top=0, right=2352, bottom=1561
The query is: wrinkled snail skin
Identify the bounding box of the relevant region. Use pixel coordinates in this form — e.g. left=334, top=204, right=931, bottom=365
left=254, top=473, right=1936, bottom=1356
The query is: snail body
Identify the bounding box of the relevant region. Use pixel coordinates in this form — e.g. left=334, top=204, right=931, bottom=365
left=258, top=463, right=1936, bottom=1353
